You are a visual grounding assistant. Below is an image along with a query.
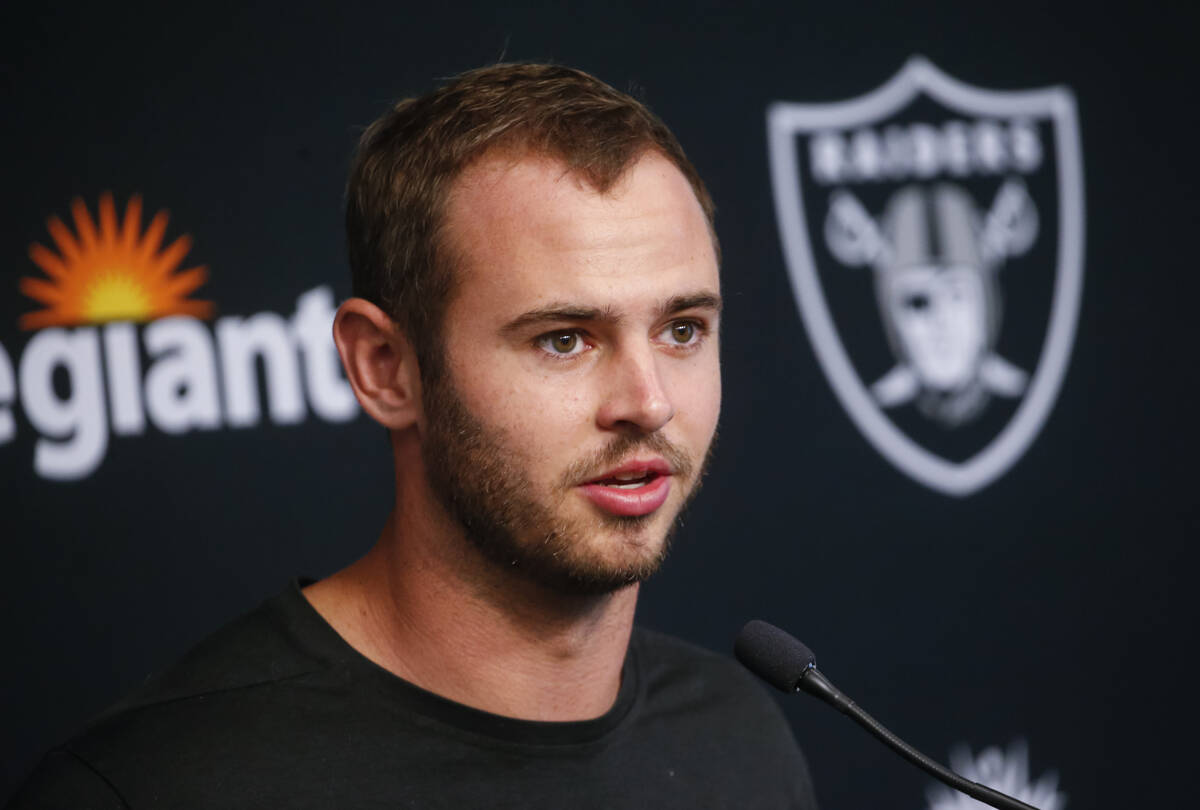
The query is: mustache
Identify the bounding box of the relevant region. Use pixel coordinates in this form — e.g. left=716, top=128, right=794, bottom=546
left=560, top=432, right=695, bottom=487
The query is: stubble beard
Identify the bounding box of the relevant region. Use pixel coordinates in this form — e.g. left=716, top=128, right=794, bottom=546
left=420, top=368, right=710, bottom=597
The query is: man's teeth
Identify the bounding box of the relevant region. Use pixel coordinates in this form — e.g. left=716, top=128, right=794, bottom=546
left=601, top=471, right=653, bottom=488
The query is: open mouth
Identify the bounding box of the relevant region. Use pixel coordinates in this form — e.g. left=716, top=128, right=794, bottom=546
left=579, top=460, right=674, bottom=517
left=592, top=470, right=662, bottom=489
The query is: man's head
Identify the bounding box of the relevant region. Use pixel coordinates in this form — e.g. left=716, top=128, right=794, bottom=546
left=337, top=64, right=721, bottom=595
left=345, top=62, right=717, bottom=381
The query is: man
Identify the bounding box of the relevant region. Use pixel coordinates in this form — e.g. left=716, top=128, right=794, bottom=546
left=11, top=64, right=817, bottom=808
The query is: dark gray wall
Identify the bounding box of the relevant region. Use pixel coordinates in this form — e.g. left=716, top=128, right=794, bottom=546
left=3, top=2, right=1196, bottom=806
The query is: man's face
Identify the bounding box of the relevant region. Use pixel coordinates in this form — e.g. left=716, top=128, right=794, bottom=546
left=421, top=150, right=722, bottom=595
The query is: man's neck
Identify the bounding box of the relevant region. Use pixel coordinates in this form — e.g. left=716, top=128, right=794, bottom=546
left=304, top=508, right=638, bottom=722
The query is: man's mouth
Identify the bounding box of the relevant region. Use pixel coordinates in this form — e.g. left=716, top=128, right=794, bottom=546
left=592, top=470, right=662, bottom=489
left=578, top=460, right=674, bottom=517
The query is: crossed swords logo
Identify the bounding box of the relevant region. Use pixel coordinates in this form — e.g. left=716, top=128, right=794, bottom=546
left=823, top=179, right=1039, bottom=427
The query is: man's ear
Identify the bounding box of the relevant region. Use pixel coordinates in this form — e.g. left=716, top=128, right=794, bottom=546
left=332, top=298, right=423, bottom=430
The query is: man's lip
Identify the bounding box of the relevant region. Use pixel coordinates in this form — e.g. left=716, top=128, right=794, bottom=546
left=578, top=475, right=672, bottom=517
left=582, top=458, right=673, bottom=484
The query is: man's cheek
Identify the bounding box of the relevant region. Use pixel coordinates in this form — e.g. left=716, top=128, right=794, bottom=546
left=509, top=382, right=594, bottom=425
left=670, top=366, right=721, bottom=426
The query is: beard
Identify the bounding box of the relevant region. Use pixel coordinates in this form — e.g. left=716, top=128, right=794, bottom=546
left=420, top=369, right=709, bottom=596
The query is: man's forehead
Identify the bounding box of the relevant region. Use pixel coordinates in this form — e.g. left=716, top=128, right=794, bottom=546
left=441, top=150, right=719, bottom=319
left=447, top=149, right=699, bottom=228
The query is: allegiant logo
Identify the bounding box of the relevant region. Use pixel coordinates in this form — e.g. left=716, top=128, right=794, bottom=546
left=0, top=194, right=358, bottom=481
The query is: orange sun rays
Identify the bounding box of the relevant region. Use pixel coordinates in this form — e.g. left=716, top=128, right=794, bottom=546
left=20, top=193, right=213, bottom=330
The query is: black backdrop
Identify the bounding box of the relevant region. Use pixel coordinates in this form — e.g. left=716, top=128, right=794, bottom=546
left=3, top=2, right=1197, bottom=807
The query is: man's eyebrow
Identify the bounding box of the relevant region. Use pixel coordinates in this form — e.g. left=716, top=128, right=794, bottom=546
left=658, top=291, right=723, bottom=318
left=500, top=304, right=619, bottom=334
left=500, top=291, right=722, bottom=335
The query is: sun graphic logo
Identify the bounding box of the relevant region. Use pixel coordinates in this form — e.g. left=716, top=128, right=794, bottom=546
left=20, top=193, right=213, bottom=329
left=924, top=740, right=1066, bottom=810
left=1, top=193, right=359, bottom=481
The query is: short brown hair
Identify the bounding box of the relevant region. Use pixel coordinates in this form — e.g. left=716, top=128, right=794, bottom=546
left=345, top=62, right=716, bottom=378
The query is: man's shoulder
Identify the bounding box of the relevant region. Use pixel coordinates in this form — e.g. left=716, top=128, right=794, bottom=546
left=111, top=582, right=327, bottom=714
left=8, top=583, right=337, bottom=808
left=631, top=625, right=739, bottom=667
left=627, top=626, right=818, bottom=807
left=630, top=626, right=792, bottom=727
left=633, top=625, right=766, bottom=690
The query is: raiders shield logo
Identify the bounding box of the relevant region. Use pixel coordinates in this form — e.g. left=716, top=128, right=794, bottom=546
left=768, top=57, right=1084, bottom=496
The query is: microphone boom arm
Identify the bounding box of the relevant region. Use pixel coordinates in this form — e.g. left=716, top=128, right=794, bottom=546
left=798, top=667, right=1038, bottom=810
left=733, top=621, right=1039, bottom=810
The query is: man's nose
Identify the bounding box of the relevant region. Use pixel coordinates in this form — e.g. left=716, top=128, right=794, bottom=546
left=595, top=345, right=675, bottom=433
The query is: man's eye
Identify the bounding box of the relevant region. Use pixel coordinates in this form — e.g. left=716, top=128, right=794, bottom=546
left=662, top=320, right=702, bottom=346
left=536, top=331, right=586, bottom=357
left=670, top=322, right=696, bottom=344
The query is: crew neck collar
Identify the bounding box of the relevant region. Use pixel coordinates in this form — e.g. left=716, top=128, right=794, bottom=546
left=276, top=578, right=642, bottom=747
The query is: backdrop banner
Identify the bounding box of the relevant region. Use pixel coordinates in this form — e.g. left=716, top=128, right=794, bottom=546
left=3, top=3, right=1195, bottom=808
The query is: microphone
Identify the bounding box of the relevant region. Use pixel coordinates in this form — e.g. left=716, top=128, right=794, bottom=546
left=734, top=620, right=1039, bottom=810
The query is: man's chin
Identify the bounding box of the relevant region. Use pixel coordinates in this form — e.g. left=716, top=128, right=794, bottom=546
left=481, top=514, right=669, bottom=597
left=544, top=525, right=675, bottom=596
left=518, top=551, right=668, bottom=598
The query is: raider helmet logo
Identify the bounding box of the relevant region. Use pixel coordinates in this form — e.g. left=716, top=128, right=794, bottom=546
left=768, top=57, right=1084, bottom=495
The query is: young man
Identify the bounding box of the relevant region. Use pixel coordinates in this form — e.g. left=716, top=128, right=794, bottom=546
left=11, top=64, right=817, bottom=809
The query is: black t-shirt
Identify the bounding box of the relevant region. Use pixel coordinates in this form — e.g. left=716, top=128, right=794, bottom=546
left=10, top=581, right=818, bottom=809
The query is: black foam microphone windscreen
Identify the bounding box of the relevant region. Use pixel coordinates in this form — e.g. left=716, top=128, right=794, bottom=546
left=734, top=620, right=815, bottom=693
